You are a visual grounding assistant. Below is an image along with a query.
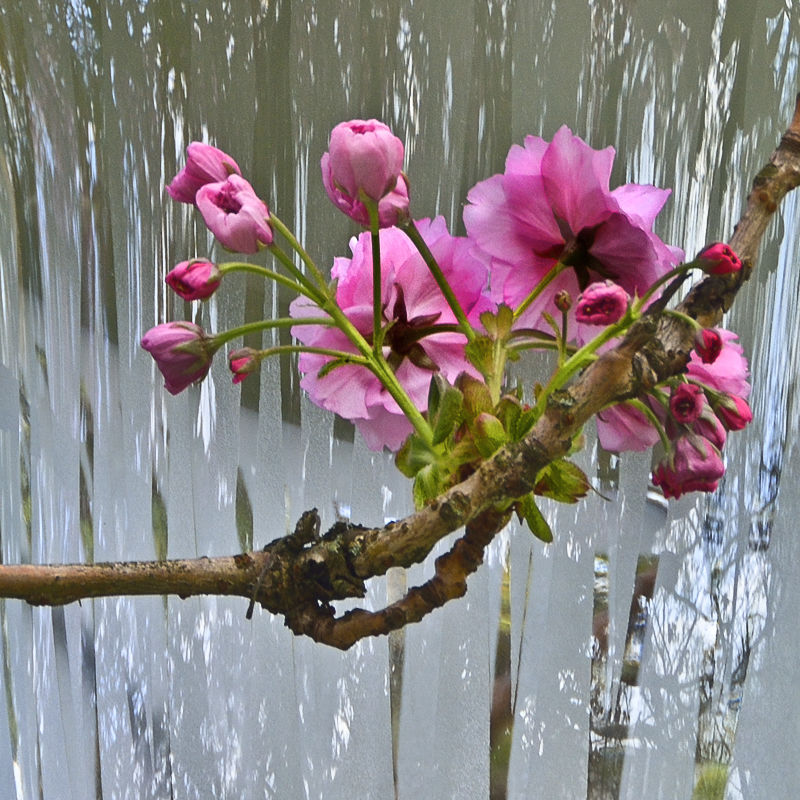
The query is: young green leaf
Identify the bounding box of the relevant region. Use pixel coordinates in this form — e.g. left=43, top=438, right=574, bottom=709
left=534, top=459, right=590, bottom=504
left=517, top=493, right=553, bottom=543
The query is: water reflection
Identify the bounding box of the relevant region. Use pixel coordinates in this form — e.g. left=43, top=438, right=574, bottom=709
left=0, top=0, right=799, bottom=799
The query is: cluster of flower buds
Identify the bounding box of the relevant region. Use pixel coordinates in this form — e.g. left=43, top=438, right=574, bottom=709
left=141, top=117, right=754, bottom=512
left=650, top=330, right=752, bottom=499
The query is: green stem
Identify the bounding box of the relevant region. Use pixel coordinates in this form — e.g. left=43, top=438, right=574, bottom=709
left=512, top=261, right=569, bottom=321
left=253, top=344, right=372, bottom=364
left=625, top=398, right=670, bottom=451
left=268, top=213, right=330, bottom=293
left=662, top=309, right=701, bottom=332
left=531, top=313, right=634, bottom=421
left=398, top=219, right=476, bottom=343
left=217, top=262, right=321, bottom=301
left=213, top=317, right=335, bottom=348
left=633, top=263, right=693, bottom=311
left=367, top=200, right=383, bottom=355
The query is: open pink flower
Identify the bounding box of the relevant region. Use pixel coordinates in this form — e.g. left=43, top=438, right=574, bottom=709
left=652, top=435, right=725, bottom=499
left=322, top=119, right=410, bottom=228
left=196, top=175, right=273, bottom=254
left=464, top=126, right=682, bottom=328
left=290, top=217, right=492, bottom=451
left=165, top=259, right=222, bottom=301
left=669, top=383, right=704, bottom=425
left=141, top=322, right=218, bottom=395
left=166, top=142, right=241, bottom=205
left=575, top=281, right=629, bottom=326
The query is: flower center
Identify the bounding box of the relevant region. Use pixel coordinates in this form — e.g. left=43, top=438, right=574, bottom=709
left=382, top=284, right=442, bottom=373
left=213, top=183, right=242, bottom=215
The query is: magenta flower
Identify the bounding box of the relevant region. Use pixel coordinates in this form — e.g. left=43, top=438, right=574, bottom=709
left=696, top=242, right=742, bottom=276
left=716, top=396, right=752, bottom=431
left=165, top=259, right=222, bottom=301
left=463, top=126, right=682, bottom=327
left=669, top=383, right=704, bottom=426
left=141, top=322, right=218, bottom=395
left=196, top=175, right=273, bottom=254
left=686, top=330, right=750, bottom=399
left=326, top=119, right=404, bottom=200
left=166, top=142, right=241, bottom=205
left=322, top=120, right=410, bottom=228
left=597, top=329, right=750, bottom=453
left=652, top=435, right=725, bottom=499
left=575, top=281, right=629, bottom=326
left=229, top=348, right=261, bottom=385
left=290, top=217, right=492, bottom=451
left=694, top=328, right=723, bottom=364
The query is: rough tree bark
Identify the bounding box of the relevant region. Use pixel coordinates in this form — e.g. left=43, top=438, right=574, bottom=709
left=2, top=97, right=800, bottom=650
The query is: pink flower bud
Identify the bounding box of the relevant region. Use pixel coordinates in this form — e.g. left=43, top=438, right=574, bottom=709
left=575, top=281, right=629, bottom=326
left=165, top=259, right=222, bottom=301
left=196, top=175, right=273, bottom=254
left=652, top=435, right=725, bottom=500
left=554, top=290, right=572, bottom=312
left=229, top=348, right=261, bottom=384
left=141, top=322, right=217, bottom=395
left=669, top=383, right=704, bottom=425
left=693, top=405, right=727, bottom=450
left=716, top=395, right=752, bottom=431
left=166, top=142, right=241, bottom=205
left=696, top=242, right=742, bottom=276
left=694, top=328, right=723, bottom=364
left=321, top=119, right=410, bottom=227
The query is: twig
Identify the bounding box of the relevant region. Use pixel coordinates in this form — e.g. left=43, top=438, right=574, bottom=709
left=2, top=95, right=800, bottom=648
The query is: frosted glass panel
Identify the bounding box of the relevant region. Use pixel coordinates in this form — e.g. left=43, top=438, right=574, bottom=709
left=0, top=1, right=798, bottom=798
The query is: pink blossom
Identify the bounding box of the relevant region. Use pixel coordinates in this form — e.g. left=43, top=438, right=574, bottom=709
left=694, top=329, right=722, bottom=364
left=326, top=119, right=405, bottom=203
left=716, top=396, right=752, bottom=431
left=463, top=126, right=682, bottom=327
left=652, top=435, right=725, bottom=499
left=686, top=330, right=750, bottom=399
left=229, top=348, right=261, bottom=384
left=322, top=119, right=409, bottom=228
left=575, top=281, right=629, bottom=326
left=166, top=142, right=241, bottom=205
left=196, top=175, right=273, bottom=254
left=290, top=217, right=492, bottom=451
left=669, top=383, right=704, bottom=425
left=141, top=322, right=217, bottom=395
left=598, top=329, right=750, bottom=453
left=165, top=259, right=222, bottom=301
left=696, top=242, right=742, bottom=276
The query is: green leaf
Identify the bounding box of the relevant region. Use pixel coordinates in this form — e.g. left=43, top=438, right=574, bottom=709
left=473, top=412, right=507, bottom=458
left=534, top=459, right=590, bottom=504
left=495, top=395, right=523, bottom=439
left=495, top=304, right=514, bottom=339
left=517, top=493, right=553, bottom=543
left=395, top=434, right=436, bottom=478
left=431, top=380, right=464, bottom=446
left=427, top=372, right=442, bottom=420
left=465, top=335, right=494, bottom=377
left=457, top=373, right=493, bottom=420
left=413, top=464, right=443, bottom=508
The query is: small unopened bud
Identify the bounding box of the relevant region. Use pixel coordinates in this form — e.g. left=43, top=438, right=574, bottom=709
left=229, top=347, right=261, bottom=384
left=575, top=281, right=629, bottom=326
left=696, top=242, right=742, bottom=276
left=554, top=290, right=572, bottom=313
left=694, top=329, right=723, bottom=364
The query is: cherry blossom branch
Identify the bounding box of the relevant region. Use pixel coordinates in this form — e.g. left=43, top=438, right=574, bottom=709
left=2, top=97, right=800, bottom=649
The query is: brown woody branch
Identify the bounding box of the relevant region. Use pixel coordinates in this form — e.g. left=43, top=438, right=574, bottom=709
left=3, top=97, right=800, bottom=649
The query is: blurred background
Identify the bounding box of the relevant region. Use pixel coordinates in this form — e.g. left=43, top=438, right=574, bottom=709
left=0, top=0, right=799, bottom=798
